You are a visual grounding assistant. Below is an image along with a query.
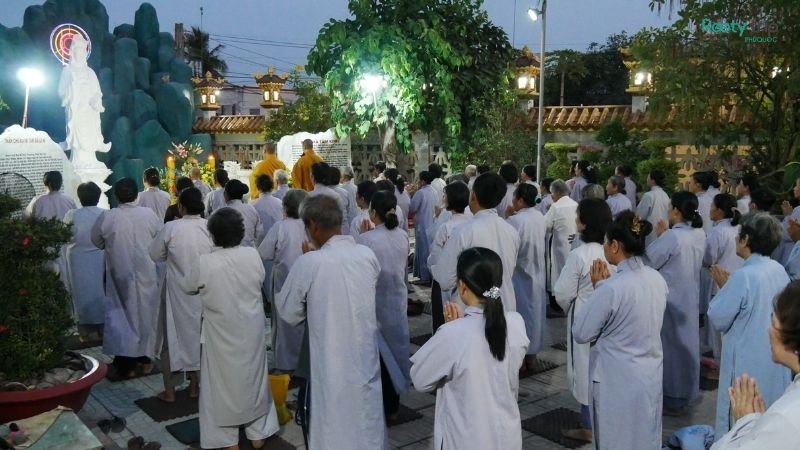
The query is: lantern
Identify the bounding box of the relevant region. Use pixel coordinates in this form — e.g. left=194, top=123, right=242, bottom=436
left=254, top=67, right=289, bottom=109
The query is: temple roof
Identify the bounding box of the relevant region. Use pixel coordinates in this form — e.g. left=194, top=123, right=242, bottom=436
left=193, top=115, right=266, bottom=134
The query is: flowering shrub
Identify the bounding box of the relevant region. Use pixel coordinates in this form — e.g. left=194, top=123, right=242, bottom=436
left=0, top=194, right=73, bottom=382
left=168, top=141, right=204, bottom=170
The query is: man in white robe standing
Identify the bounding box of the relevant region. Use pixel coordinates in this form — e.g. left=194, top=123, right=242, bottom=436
left=91, top=178, right=161, bottom=378
left=63, top=182, right=105, bottom=340
left=182, top=207, right=279, bottom=449
left=544, top=179, right=578, bottom=294
left=507, top=183, right=548, bottom=365
left=149, top=187, right=212, bottom=402
left=432, top=172, right=520, bottom=313
left=276, top=195, right=387, bottom=450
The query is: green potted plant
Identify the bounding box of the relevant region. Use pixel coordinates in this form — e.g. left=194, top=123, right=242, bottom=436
left=545, top=143, right=577, bottom=180
left=0, top=194, right=107, bottom=422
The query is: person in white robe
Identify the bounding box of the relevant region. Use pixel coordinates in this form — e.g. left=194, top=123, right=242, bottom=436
left=190, top=167, right=212, bottom=198
left=784, top=218, right=800, bottom=280
left=520, top=164, right=539, bottom=189
left=205, top=169, right=228, bottom=216
left=573, top=211, right=667, bottom=450
left=496, top=163, right=518, bottom=219
left=429, top=162, right=447, bottom=207
left=181, top=207, right=279, bottom=449
left=410, top=171, right=439, bottom=285
left=329, top=166, right=353, bottom=234
left=428, top=183, right=472, bottom=331
left=711, top=281, right=800, bottom=450
left=690, top=171, right=716, bottom=235
left=372, top=160, right=386, bottom=182
left=615, top=165, right=637, bottom=207
left=348, top=181, right=379, bottom=238
left=507, top=183, right=547, bottom=364
left=307, top=162, right=348, bottom=235
left=605, top=176, right=632, bottom=218
left=356, top=191, right=410, bottom=419
left=432, top=173, right=520, bottom=313
left=383, top=168, right=410, bottom=230
left=138, top=167, right=171, bottom=220
left=272, top=169, right=290, bottom=200
left=570, top=161, right=598, bottom=203
left=645, top=191, right=706, bottom=414
left=276, top=195, right=386, bottom=450
left=411, top=247, right=529, bottom=450
left=257, top=189, right=308, bottom=372
left=702, top=194, right=744, bottom=360
left=251, top=174, right=283, bottom=244
left=778, top=179, right=800, bottom=266
left=735, top=174, right=758, bottom=215
left=213, top=179, right=262, bottom=248
left=63, top=182, right=105, bottom=339
left=148, top=187, right=212, bottom=402
left=340, top=166, right=360, bottom=224
left=636, top=169, right=671, bottom=245
left=554, top=198, right=614, bottom=442
left=91, top=178, right=161, bottom=378
left=538, top=179, right=555, bottom=215
left=709, top=212, right=792, bottom=438
left=374, top=180, right=408, bottom=233
left=27, top=171, right=76, bottom=220
left=544, top=180, right=578, bottom=292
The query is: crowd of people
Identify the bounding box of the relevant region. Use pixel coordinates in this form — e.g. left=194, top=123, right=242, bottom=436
left=23, top=142, right=800, bottom=449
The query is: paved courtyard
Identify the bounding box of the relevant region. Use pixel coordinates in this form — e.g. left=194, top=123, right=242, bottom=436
left=75, top=283, right=717, bottom=449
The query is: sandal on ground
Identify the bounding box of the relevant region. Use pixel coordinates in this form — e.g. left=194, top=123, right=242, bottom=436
left=127, top=436, right=145, bottom=450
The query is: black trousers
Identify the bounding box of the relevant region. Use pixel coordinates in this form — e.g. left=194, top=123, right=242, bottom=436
left=431, top=281, right=445, bottom=334
left=112, top=356, right=150, bottom=374
left=380, top=357, right=400, bottom=416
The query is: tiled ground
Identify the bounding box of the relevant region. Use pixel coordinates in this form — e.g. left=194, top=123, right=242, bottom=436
left=75, top=283, right=717, bottom=449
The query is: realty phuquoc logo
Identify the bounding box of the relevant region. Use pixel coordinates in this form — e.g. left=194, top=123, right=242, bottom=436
left=700, top=18, right=779, bottom=44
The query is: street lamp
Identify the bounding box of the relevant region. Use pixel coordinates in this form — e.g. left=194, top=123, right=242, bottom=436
left=17, top=67, right=45, bottom=128
left=528, top=0, right=547, bottom=186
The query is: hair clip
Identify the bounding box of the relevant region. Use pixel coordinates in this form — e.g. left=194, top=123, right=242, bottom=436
left=482, top=286, right=501, bottom=300
left=631, top=215, right=642, bottom=236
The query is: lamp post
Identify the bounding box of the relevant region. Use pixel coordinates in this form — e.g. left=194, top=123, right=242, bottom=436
left=528, top=0, right=546, bottom=186
left=359, top=74, right=388, bottom=152
left=17, top=68, right=45, bottom=128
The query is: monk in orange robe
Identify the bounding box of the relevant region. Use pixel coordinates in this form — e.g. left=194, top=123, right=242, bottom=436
left=291, top=139, right=323, bottom=191
left=249, top=143, right=287, bottom=198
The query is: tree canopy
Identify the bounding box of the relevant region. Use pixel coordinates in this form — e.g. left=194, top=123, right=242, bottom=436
left=184, top=26, right=228, bottom=76
left=263, top=72, right=333, bottom=142
left=633, top=0, right=800, bottom=181
left=307, top=0, right=514, bottom=163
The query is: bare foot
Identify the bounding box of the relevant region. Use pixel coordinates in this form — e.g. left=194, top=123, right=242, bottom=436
left=250, top=439, right=265, bottom=449
left=223, top=445, right=240, bottom=450
left=562, top=428, right=593, bottom=442
left=187, top=381, right=199, bottom=399
left=156, top=391, right=176, bottom=403
left=138, top=363, right=155, bottom=375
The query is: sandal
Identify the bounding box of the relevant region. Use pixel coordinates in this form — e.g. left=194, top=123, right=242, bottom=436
left=127, top=436, right=145, bottom=450
left=99, top=416, right=126, bottom=434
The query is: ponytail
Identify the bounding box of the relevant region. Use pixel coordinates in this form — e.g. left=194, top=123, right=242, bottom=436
left=713, top=193, right=741, bottom=226
left=690, top=211, right=703, bottom=229
left=144, top=167, right=160, bottom=187
left=672, top=191, right=703, bottom=228
left=370, top=191, right=399, bottom=230
left=456, top=247, right=508, bottom=361
left=731, top=208, right=741, bottom=226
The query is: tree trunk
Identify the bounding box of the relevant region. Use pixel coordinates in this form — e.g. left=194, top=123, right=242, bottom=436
left=560, top=70, right=566, bottom=107
left=382, top=120, right=398, bottom=167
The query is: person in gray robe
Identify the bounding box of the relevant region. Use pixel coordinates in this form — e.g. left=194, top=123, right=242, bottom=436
left=615, top=165, right=637, bottom=207
left=205, top=169, right=228, bottom=216
left=357, top=191, right=411, bottom=419
left=27, top=171, right=76, bottom=220
left=91, top=178, right=161, bottom=378
left=272, top=169, right=290, bottom=200
left=189, top=167, right=212, bottom=198
left=340, top=166, right=360, bottom=224
left=63, top=182, right=104, bottom=339
left=276, top=195, right=387, bottom=450
left=214, top=180, right=262, bottom=248
left=411, top=247, right=529, bottom=450
left=496, top=162, right=518, bottom=219
left=507, top=183, right=547, bottom=363
left=645, top=191, right=706, bottom=414
left=308, top=162, right=348, bottom=235
left=636, top=170, right=671, bottom=246
left=605, top=176, right=632, bottom=218
left=349, top=181, right=378, bottom=238
left=181, top=208, right=279, bottom=449
left=573, top=211, right=667, bottom=450
left=251, top=174, right=283, bottom=244
left=410, top=171, right=439, bottom=285
left=149, top=187, right=212, bottom=402
left=138, top=167, right=171, bottom=221
left=257, top=189, right=308, bottom=372
left=384, top=168, right=410, bottom=230
left=329, top=166, right=353, bottom=234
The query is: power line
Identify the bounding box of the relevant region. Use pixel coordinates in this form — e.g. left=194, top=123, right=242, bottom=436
left=210, top=33, right=314, bottom=48
left=213, top=39, right=304, bottom=68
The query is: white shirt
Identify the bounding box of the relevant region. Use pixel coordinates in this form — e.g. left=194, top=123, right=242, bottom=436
left=544, top=195, right=579, bottom=289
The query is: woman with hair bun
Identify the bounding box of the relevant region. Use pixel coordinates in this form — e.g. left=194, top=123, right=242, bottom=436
left=411, top=247, right=529, bottom=450
left=356, top=191, right=410, bottom=421
left=573, top=211, right=667, bottom=450
left=139, top=167, right=171, bottom=220
left=570, top=160, right=598, bottom=202
left=218, top=179, right=262, bottom=247
left=645, top=190, right=706, bottom=416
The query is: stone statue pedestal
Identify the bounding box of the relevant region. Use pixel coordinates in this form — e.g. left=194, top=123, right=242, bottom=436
left=71, top=158, right=113, bottom=209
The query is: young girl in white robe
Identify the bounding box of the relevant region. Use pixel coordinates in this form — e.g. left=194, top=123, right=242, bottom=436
left=411, top=247, right=529, bottom=450
left=573, top=211, right=668, bottom=450
left=138, top=167, right=171, bottom=221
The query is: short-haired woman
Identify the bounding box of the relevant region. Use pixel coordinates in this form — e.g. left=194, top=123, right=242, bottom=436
left=139, top=167, right=171, bottom=220
left=710, top=280, right=800, bottom=449
left=411, top=247, right=529, bottom=450
left=184, top=207, right=279, bottom=449
left=573, top=211, right=667, bottom=450
left=709, top=212, right=793, bottom=438
left=219, top=179, right=262, bottom=247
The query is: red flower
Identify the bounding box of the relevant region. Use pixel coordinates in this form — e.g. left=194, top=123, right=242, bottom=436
left=18, top=288, right=27, bottom=296
left=21, top=237, right=30, bottom=247
left=0, top=325, right=7, bottom=334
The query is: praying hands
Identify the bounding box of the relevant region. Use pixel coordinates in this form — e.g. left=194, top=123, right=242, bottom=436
left=710, top=264, right=731, bottom=288
left=729, top=374, right=767, bottom=421
left=589, top=259, right=611, bottom=288
left=655, top=219, right=669, bottom=237
left=443, top=302, right=463, bottom=323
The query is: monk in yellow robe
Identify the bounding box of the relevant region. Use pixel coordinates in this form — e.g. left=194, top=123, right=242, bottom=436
left=291, top=139, right=323, bottom=191
left=249, top=143, right=287, bottom=198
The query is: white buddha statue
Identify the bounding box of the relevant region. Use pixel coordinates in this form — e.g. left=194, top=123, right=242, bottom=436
left=58, top=34, right=111, bottom=169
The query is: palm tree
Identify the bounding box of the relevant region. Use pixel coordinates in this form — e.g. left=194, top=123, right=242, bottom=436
left=183, top=26, right=228, bottom=76
left=548, top=50, right=588, bottom=106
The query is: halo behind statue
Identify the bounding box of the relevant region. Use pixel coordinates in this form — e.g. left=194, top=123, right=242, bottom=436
left=0, top=172, right=36, bottom=219
left=50, top=23, right=92, bottom=66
